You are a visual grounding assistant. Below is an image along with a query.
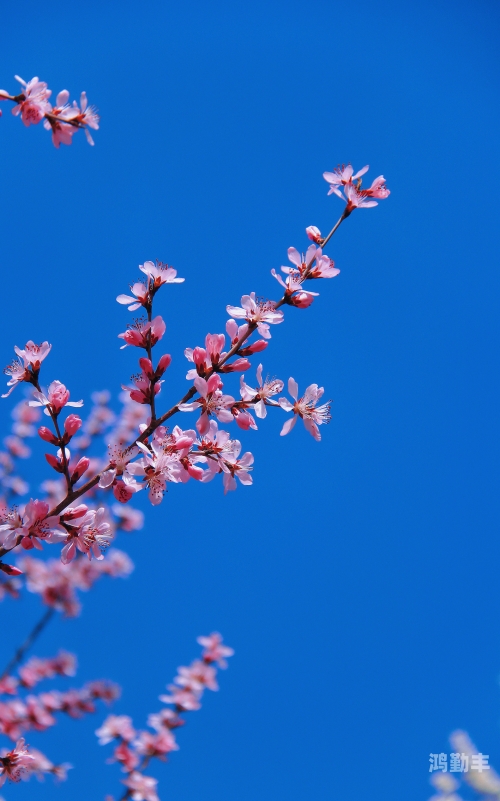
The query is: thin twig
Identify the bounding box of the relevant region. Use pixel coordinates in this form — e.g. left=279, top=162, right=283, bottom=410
left=0, top=606, right=55, bottom=681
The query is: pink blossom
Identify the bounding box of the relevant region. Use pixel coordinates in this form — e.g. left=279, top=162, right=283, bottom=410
left=0, top=499, right=62, bottom=551
left=111, top=504, right=144, bottom=532
left=139, top=260, right=185, bottom=288
left=159, top=686, right=202, bottom=711
left=111, top=741, right=139, bottom=772
left=207, top=439, right=253, bottom=493
left=361, top=175, right=390, bottom=199
left=19, top=651, right=76, bottom=688
left=240, top=364, right=283, bottom=418
left=226, top=292, right=284, bottom=339
left=61, top=508, right=113, bottom=563
left=122, top=771, right=159, bottom=801
left=134, top=728, right=178, bottom=758
left=279, top=378, right=331, bottom=441
left=178, top=374, right=235, bottom=435
left=96, top=715, right=136, bottom=745
left=11, top=76, right=52, bottom=126
left=147, top=708, right=184, bottom=731
left=118, top=316, right=166, bottom=349
left=42, top=90, right=76, bottom=148
left=197, top=633, right=234, bottom=668
left=68, top=91, right=99, bottom=145
left=125, top=440, right=182, bottom=505
left=29, top=380, right=83, bottom=415
left=323, top=163, right=369, bottom=197
left=121, top=371, right=162, bottom=405
left=0, top=737, right=35, bottom=786
left=116, top=283, right=149, bottom=311
left=343, top=182, right=379, bottom=213
left=2, top=357, right=30, bottom=398
left=175, top=660, right=218, bottom=691
left=14, top=341, right=51, bottom=369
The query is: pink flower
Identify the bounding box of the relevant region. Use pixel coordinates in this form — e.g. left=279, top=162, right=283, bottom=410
left=361, top=175, right=390, bottom=199
left=159, top=686, right=202, bottom=711
left=283, top=246, right=339, bottom=281
left=125, top=441, right=182, bottom=505
left=322, top=163, right=369, bottom=197
left=343, top=182, right=378, bottom=213
left=11, top=76, right=52, bottom=126
left=122, top=771, right=159, bottom=801
left=0, top=738, right=35, bottom=786
left=134, top=728, right=178, bottom=758
left=240, top=364, right=283, bottom=418
left=2, top=357, right=30, bottom=398
left=175, top=660, right=218, bottom=691
left=221, top=446, right=253, bottom=493
left=147, top=708, right=184, bottom=731
left=118, top=317, right=166, bottom=349
left=178, top=374, right=235, bottom=435
left=226, top=292, right=284, bottom=339
left=111, top=741, right=139, bottom=772
left=29, top=380, right=83, bottom=415
left=279, top=378, right=331, bottom=441
left=2, top=341, right=51, bottom=399
left=17, top=340, right=52, bottom=368
left=121, top=371, right=162, bottom=405
left=197, top=633, right=234, bottom=668
left=64, top=414, right=82, bottom=437
left=139, top=260, right=185, bottom=288
left=69, top=91, right=100, bottom=145
left=61, top=508, right=114, bottom=563
left=96, top=715, right=136, bottom=745
left=116, top=283, right=149, bottom=311
left=43, top=90, right=77, bottom=148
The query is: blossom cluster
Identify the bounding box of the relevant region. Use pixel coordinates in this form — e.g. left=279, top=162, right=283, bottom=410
left=96, top=633, right=233, bottom=801
left=0, top=75, right=98, bottom=147
left=0, top=648, right=119, bottom=787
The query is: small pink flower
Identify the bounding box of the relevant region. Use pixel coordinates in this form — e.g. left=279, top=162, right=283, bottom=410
left=159, top=686, right=202, bottom=711
left=12, top=76, right=52, bottom=126
left=343, top=182, right=379, bottom=213
left=96, top=714, right=136, bottom=745
left=15, top=340, right=51, bottom=368
left=139, top=260, right=185, bottom=288
left=178, top=375, right=235, bottom=435
left=121, top=371, right=162, bottom=405
left=279, top=378, right=331, bottom=441
left=122, top=771, right=159, bottom=801
left=361, top=175, right=390, bottom=199
left=175, top=660, right=218, bottom=691
left=116, top=283, right=149, bottom=311
left=323, top=163, right=369, bottom=197
left=240, top=364, right=283, bottom=419
left=134, top=729, right=178, bottom=758
left=118, top=317, right=166, bottom=349
left=226, top=292, right=284, bottom=339
left=197, top=633, right=234, bottom=668
left=29, top=380, right=83, bottom=415
left=0, top=737, right=35, bottom=786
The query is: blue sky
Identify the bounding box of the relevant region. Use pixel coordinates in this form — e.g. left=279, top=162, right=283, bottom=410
left=1, top=0, right=500, bottom=799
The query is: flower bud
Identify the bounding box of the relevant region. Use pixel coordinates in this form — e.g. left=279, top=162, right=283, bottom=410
left=39, top=426, right=59, bottom=445
left=156, top=353, right=172, bottom=377
left=71, top=457, right=90, bottom=484
left=305, top=225, right=322, bottom=243
left=64, top=414, right=82, bottom=436
left=219, top=358, right=251, bottom=373
left=290, top=291, right=315, bottom=309
left=45, top=452, right=64, bottom=472
left=239, top=340, right=268, bottom=356
left=138, top=357, right=154, bottom=379
left=0, top=562, right=23, bottom=576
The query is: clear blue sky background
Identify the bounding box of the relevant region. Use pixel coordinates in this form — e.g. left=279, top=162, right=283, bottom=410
left=1, top=1, right=499, bottom=799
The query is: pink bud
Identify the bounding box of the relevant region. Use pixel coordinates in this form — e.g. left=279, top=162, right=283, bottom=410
left=193, top=347, right=207, bottom=365
left=239, top=340, right=268, bottom=356
left=305, top=225, right=322, bottom=243
left=234, top=410, right=256, bottom=430
left=290, top=292, right=315, bottom=309
left=139, top=357, right=154, bottom=379
left=64, top=414, right=82, bottom=436
left=71, top=457, right=90, bottom=484
left=39, top=426, right=59, bottom=445
left=0, top=562, right=23, bottom=576
left=220, top=358, right=251, bottom=373
left=156, top=353, right=172, bottom=376
left=45, top=453, right=64, bottom=472
left=113, top=482, right=134, bottom=503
